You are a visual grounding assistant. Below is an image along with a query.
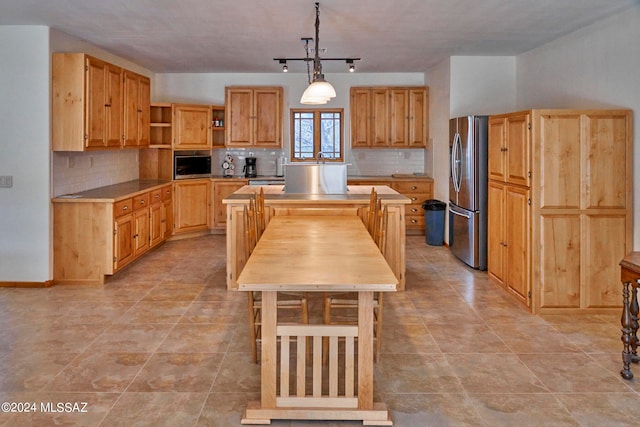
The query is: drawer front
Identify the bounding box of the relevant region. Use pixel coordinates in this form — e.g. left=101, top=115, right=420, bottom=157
left=391, top=180, right=433, bottom=194
left=151, top=189, right=163, bottom=204
left=114, top=198, right=133, bottom=218
left=406, top=214, right=425, bottom=228
left=403, top=192, right=431, bottom=205
left=161, top=185, right=172, bottom=201
left=133, top=192, right=150, bottom=210
left=405, top=204, right=423, bottom=216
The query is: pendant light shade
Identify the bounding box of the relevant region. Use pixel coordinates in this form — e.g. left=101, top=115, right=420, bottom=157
left=300, top=79, right=336, bottom=104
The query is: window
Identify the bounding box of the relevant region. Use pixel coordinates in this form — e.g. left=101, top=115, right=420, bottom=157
left=290, top=109, right=344, bottom=162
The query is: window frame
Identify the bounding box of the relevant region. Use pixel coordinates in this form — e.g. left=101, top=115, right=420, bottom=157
left=289, top=108, right=344, bottom=162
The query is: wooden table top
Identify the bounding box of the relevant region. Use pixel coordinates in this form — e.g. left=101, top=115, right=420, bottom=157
left=236, top=216, right=398, bottom=293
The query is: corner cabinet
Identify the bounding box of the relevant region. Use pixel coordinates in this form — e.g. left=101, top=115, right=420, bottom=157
left=350, top=86, right=428, bottom=148
left=173, top=104, right=212, bottom=149
left=52, top=53, right=150, bottom=151
left=487, top=109, right=633, bottom=314
left=225, top=86, right=283, bottom=148
left=173, top=179, right=211, bottom=234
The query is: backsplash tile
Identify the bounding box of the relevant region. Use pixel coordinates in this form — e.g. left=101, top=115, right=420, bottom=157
left=212, top=148, right=426, bottom=177
left=52, top=150, right=139, bottom=196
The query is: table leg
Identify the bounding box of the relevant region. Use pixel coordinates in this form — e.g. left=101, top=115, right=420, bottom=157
left=630, top=282, right=639, bottom=360
left=358, top=291, right=374, bottom=410
left=262, top=291, right=277, bottom=408
left=621, top=280, right=635, bottom=379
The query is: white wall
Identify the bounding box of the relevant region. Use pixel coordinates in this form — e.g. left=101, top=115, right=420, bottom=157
left=450, top=56, right=516, bottom=117
left=517, top=4, right=640, bottom=248
left=426, top=56, right=517, bottom=242
left=0, top=26, right=51, bottom=282
left=155, top=72, right=428, bottom=177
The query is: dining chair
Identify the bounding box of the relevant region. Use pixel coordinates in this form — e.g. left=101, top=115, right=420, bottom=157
left=367, top=187, right=378, bottom=237
left=323, top=199, right=388, bottom=363
left=255, top=187, right=266, bottom=241
left=243, top=197, right=309, bottom=364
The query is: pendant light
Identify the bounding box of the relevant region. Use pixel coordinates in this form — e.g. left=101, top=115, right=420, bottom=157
left=274, top=2, right=360, bottom=105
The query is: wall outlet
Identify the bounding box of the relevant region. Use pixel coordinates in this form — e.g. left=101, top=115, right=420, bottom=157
left=0, top=176, right=13, bottom=188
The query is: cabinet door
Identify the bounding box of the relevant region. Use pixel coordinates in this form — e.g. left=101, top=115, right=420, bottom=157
left=254, top=88, right=282, bottom=147
left=150, top=202, right=163, bottom=248
left=162, top=199, right=173, bottom=239
left=85, top=57, right=108, bottom=148
left=213, top=181, right=248, bottom=228
left=389, top=89, right=409, bottom=147
left=105, top=64, right=123, bottom=147
left=350, top=88, right=371, bottom=148
left=505, top=185, right=530, bottom=305
left=539, top=214, right=581, bottom=309
left=487, top=181, right=505, bottom=285
left=407, top=88, right=428, bottom=147
left=133, top=208, right=150, bottom=256
left=488, top=117, right=506, bottom=181
left=371, top=89, right=389, bottom=147
left=584, top=214, right=627, bottom=308
left=124, top=73, right=151, bottom=147
left=174, top=105, right=212, bottom=149
left=226, top=88, right=253, bottom=147
left=174, top=180, right=211, bottom=233
left=114, top=214, right=134, bottom=270
left=138, top=76, right=151, bottom=146
left=538, top=113, right=581, bottom=209
left=123, top=72, right=139, bottom=147
left=506, top=113, right=531, bottom=187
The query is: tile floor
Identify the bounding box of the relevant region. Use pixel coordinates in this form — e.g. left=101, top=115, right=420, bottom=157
left=1, top=235, right=640, bottom=426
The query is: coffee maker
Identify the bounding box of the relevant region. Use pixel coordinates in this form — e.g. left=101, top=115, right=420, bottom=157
left=243, top=156, right=257, bottom=178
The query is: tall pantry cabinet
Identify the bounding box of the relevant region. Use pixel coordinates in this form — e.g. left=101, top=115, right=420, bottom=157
left=487, top=109, right=633, bottom=314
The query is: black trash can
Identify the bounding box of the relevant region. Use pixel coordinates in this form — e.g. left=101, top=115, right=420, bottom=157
left=422, top=199, right=446, bottom=246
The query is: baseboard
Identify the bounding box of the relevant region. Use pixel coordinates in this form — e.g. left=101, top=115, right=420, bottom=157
left=0, top=280, right=53, bottom=288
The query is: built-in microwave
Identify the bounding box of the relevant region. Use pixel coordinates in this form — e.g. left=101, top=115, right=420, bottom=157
left=174, top=154, right=212, bottom=180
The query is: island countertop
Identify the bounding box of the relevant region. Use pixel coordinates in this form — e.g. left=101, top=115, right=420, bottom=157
left=223, top=184, right=410, bottom=291
left=222, top=184, right=411, bottom=204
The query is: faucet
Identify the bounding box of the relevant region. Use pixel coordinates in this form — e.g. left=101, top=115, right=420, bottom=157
left=316, top=152, right=327, bottom=164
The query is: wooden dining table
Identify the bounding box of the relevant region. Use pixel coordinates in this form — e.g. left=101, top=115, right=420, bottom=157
left=236, top=215, right=398, bottom=426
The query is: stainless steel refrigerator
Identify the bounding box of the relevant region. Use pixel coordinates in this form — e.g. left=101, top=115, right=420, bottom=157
left=449, top=116, right=488, bottom=270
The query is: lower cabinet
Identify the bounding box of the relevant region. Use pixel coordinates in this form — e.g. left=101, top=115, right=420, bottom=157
left=174, top=179, right=211, bottom=234
left=348, top=177, right=433, bottom=234
left=487, top=181, right=531, bottom=305
left=53, top=182, right=173, bottom=284
left=212, top=179, right=248, bottom=230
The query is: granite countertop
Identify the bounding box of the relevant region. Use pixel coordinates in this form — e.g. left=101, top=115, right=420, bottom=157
left=52, top=179, right=171, bottom=203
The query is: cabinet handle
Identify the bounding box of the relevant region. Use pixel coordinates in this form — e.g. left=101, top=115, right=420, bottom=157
left=411, top=219, right=417, bottom=223
left=411, top=208, right=418, bottom=213
left=411, top=197, right=417, bottom=201
left=140, top=200, right=145, bottom=204
left=123, top=206, right=128, bottom=211
left=155, top=194, right=160, bottom=199
left=411, top=186, right=417, bottom=190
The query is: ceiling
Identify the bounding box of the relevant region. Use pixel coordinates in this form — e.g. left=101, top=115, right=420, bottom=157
left=1, top=0, right=637, bottom=74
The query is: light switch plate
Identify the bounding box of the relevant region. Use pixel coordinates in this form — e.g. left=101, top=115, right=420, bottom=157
left=0, top=176, right=13, bottom=188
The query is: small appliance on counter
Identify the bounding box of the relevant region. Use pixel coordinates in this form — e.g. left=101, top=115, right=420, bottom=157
left=243, top=156, right=257, bottom=178
left=221, top=154, right=235, bottom=177
left=275, top=154, right=286, bottom=177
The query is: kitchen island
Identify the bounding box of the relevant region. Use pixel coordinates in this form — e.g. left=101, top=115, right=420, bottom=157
left=223, top=185, right=411, bottom=291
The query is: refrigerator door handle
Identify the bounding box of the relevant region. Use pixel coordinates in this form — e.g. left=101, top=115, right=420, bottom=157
left=450, top=205, right=471, bottom=219
left=451, top=132, right=462, bottom=193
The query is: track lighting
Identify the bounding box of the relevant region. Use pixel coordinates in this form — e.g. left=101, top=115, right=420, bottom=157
left=347, top=59, right=355, bottom=72
left=279, top=60, right=288, bottom=72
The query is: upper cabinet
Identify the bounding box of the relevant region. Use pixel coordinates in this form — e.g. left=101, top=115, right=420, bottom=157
left=350, top=86, right=429, bottom=149
left=123, top=71, right=151, bottom=147
left=52, top=53, right=151, bottom=152
left=225, top=86, right=283, bottom=148
left=488, top=112, right=531, bottom=187
left=173, top=104, right=212, bottom=149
